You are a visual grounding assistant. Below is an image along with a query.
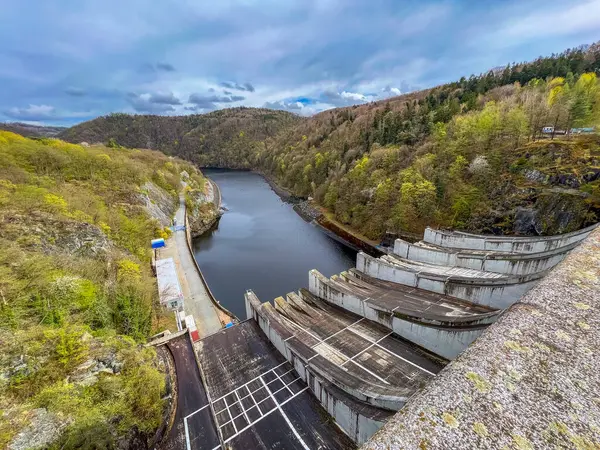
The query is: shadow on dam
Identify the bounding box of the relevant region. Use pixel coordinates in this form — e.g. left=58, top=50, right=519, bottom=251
left=192, top=169, right=357, bottom=320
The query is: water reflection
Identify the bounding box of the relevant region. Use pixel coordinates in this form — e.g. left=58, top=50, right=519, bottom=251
left=192, top=169, right=356, bottom=319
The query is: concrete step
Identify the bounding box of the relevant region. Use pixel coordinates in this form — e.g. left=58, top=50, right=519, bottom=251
left=356, top=252, right=545, bottom=309
left=393, top=237, right=577, bottom=276
left=422, top=223, right=598, bottom=253
left=308, top=269, right=501, bottom=360
left=246, top=290, right=445, bottom=414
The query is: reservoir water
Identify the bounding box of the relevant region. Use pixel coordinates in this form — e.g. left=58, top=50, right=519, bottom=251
left=192, top=169, right=356, bottom=320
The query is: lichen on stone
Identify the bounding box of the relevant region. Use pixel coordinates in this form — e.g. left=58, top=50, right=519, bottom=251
left=577, top=321, right=590, bottom=330
left=508, top=369, right=523, bottom=382
left=504, top=340, right=530, bottom=353
left=442, top=412, right=459, bottom=428
left=472, top=422, right=488, bottom=437
left=533, top=342, right=552, bottom=352
left=573, top=302, right=591, bottom=310
left=511, top=433, right=534, bottom=450
left=555, top=330, right=572, bottom=341
left=465, top=371, right=491, bottom=393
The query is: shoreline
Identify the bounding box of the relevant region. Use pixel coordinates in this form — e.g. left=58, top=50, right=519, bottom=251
left=201, top=166, right=383, bottom=257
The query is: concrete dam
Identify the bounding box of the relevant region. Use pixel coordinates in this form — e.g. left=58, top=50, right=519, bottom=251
left=167, top=222, right=599, bottom=449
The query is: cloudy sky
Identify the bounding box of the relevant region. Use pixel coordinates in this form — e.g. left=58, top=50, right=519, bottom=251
left=1, top=0, right=599, bottom=125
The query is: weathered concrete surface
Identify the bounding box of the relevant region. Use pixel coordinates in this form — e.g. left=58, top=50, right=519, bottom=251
left=362, top=227, right=600, bottom=450
left=357, top=252, right=544, bottom=309
left=195, top=320, right=356, bottom=449
left=308, top=269, right=500, bottom=359
left=158, top=193, right=222, bottom=337
left=423, top=223, right=598, bottom=253
left=246, top=288, right=447, bottom=443
left=394, top=238, right=577, bottom=276
left=245, top=292, right=400, bottom=444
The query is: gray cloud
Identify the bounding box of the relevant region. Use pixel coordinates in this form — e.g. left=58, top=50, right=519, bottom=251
left=4, top=104, right=91, bottom=122
left=65, top=87, right=86, bottom=97
left=219, top=81, right=255, bottom=92
left=321, top=90, right=374, bottom=107
left=5, top=104, right=56, bottom=121
left=187, top=95, right=216, bottom=110
left=188, top=93, right=245, bottom=108
left=223, top=90, right=232, bottom=95
left=126, top=93, right=176, bottom=113
left=263, top=100, right=302, bottom=112
left=1, top=0, right=595, bottom=125
left=156, top=62, right=176, bottom=72
left=140, top=62, right=176, bottom=73
left=400, top=80, right=419, bottom=93
left=148, top=91, right=181, bottom=105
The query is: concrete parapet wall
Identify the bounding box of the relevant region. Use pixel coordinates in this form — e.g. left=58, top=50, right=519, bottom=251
left=423, top=223, right=598, bottom=253
left=308, top=270, right=487, bottom=360
left=356, top=253, right=541, bottom=309
left=363, top=226, right=600, bottom=450
left=394, top=239, right=573, bottom=276
left=244, top=292, right=394, bottom=445
left=247, top=292, right=407, bottom=410
left=184, top=208, right=237, bottom=324
left=309, top=376, right=389, bottom=445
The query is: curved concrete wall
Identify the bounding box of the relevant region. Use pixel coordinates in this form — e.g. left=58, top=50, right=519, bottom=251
left=308, top=370, right=386, bottom=445
left=423, top=223, right=598, bottom=253
left=393, top=239, right=575, bottom=276
left=363, top=222, right=600, bottom=450
left=356, top=253, right=542, bottom=309
left=308, top=270, right=491, bottom=360
left=246, top=293, right=411, bottom=409
left=244, top=292, right=394, bottom=445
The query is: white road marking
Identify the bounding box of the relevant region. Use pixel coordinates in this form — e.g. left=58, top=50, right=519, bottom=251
left=260, top=377, right=310, bottom=450
left=234, top=390, right=251, bottom=425
left=311, top=317, right=364, bottom=347
left=213, top=368, right=296, bottom=415
left=224, top=397, right=237, bottom=433
left=211, top=362, right=287, bottom=404
left=274, top=370, right=294, bottom=395
left=183, top=404, right=213, bottom=450
left=184, top=365, right=309, bottom=449
left=184, top=404, right=211, bottom=420
left=184, top=417, right=191, bottom=450
left=279, top=315, right=391, bottom=385
left=280, top=307, right=434, bottom=377
left=369, top=340, right=436, bottom=376
left=221, top=386, right=309, bottom=445
left=340, top=332, right=393, bottom=367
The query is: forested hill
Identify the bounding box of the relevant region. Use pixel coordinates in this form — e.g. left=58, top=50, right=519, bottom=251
left=59, top=107, right=300, bottom=167
left=61, top=43, right=600, bottom=238
left=0, top=122, right=66, bottom=138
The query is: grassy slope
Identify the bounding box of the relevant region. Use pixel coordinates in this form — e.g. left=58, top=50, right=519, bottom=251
left=0, top=132, right=205, bottom=449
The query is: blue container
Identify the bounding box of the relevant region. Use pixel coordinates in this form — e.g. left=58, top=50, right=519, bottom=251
left=151, top=238, right=166, bottom=249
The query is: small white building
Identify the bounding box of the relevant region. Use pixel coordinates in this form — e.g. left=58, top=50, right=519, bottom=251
left=156, top=258, right=184, bottom=311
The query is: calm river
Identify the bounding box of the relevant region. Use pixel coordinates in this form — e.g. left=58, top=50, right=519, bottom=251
left=192, top=169, right=356, bottom=320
